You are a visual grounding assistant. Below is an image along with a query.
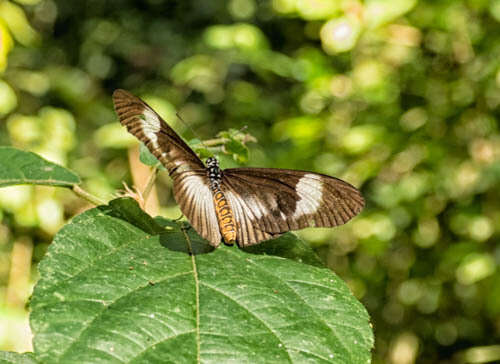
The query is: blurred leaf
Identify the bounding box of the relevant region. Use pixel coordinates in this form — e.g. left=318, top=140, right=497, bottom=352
left=490, top=1, right=500, bottom=22
left=365, top=0, right=417, bottom=29
left=204, top=23, right=269, bottom=50
left=342, top=125, right=384, bottom=155
left=190, top=139, right=214, bottom=159
left=170, top=55, right=227, bottom=94
left=0, top=147, right=80, bottom=187
left=0, top=0, right=39, bottom=46
left=9, top=70, right=50, bottom=95
left=7, top=107, right=76, bottom=155
left=321, top=16, right=361, bottom=54
left=13, top=0, right=43, bottom=4
left=94, top=123, right=137, bottom=149
left=456, top=253, right=496, bottom=285
left=141, top=95, right=176, bottom=123
left=296, top=0, right=340, bottom=20
left=38, top=107, right=76, bottom=151
left=224, top=137, right=249, bottom=163
left=0, top=21, right=14, bottom=73
left=272, top=116, right=324, bottom=144
left=0, top=80, right=17, bottom=116
left=48, top=66, right=95, bottom=104
left=29, top=198, right=373, bottom=363
left=138, top=143, right=166, bottom=171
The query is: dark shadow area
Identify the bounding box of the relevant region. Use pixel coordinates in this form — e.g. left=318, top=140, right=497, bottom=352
left=98, top=198, right=325, bottom=262
left=156, top=218, right=215, bottom=255
left=98, top=198, right=213, bottom=255
left=99, top=198, right=165, bottom=235
left=243, top=233, right=326, bottom=268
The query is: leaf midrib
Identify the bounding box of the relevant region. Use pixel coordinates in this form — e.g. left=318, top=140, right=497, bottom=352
left=181, top=226, right=201, bottom=364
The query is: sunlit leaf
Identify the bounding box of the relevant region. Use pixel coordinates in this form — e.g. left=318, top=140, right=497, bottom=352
left=320, top=16, right=361, bottom=54
left=94, top=123, right=137, bottom=149
left=0, top=1, right=40, bottom=46
left=0, top=80, right=17, bottom=116
left=9, top=70, right=50, bottom=95
left=0, top=21, right=14, bottom=73
left=296, top=0, right=339, bottom=20
left=0, top=351, right=38, bottom=364
left=0, top=147, right=80, bottom=188
left=29, top=198, right=374, bottom=363
left=170, top=55, right=227, bottom=93
left=456, top=253, right=496, bottom=285
left=365, top=0, right=417, bottom=29
left=204, top=23, right=269, bottom=50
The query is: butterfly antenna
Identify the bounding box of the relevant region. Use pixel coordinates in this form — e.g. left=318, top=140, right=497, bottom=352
left=229, top=125, right=248, bottom=139
left=176, top=111, right=209, bottom=151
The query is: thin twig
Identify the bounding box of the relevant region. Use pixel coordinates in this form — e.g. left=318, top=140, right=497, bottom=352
left=72, top=185, right=106, bottom=206
left=200, top=138, right=228, bottom=147
left=142, top=165, right=159, bottom=202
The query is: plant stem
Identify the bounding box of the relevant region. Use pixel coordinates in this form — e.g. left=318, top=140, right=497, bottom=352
left=202, top=138, right=228, bottom=147
left=142, top=165, right=158, bottom=202
left=72, top=185, right=106, bottom=206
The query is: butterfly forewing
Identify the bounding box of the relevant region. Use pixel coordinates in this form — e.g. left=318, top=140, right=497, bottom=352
left=221, top=168, right=364, bottom=247
left=113, top=90, right=222, bottom=246
left=112, top=89, right=205, bottom=175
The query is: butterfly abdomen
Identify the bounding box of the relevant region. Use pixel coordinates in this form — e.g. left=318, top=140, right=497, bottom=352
left=212, top=188, right=237, bottom=244
left=206, top=157, right=236, bottom=245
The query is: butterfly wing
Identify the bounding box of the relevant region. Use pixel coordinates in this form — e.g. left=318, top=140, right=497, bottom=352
left=112, top=89, right=205, bottom=175
left=221, top=168, right=364, bottom=247
left=172, top=170, right=222, bottom=246
left=113, top=90, right=221, bottom=246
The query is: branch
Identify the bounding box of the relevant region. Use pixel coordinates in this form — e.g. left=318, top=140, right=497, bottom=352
left=72, top=185, right=106, bottom=206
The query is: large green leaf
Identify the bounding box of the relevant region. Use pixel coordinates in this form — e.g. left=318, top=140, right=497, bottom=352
left=29, top=198, right=373, bottom=363
left=0, top=147, right=80, bottom=187
left=0, top=352, right=38, bottom=364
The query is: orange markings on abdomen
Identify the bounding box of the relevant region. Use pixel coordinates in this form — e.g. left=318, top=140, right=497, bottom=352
left=212, top=187, right=236, bottom=244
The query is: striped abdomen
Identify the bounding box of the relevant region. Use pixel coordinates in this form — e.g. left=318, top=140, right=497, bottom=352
left=212, top=187, right=237, bottom=244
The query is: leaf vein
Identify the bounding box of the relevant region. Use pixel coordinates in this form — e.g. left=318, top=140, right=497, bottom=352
left=55, top=270, right=192, bottom=360
left=224, top=249, right=356, bottom=362
left=200, top=281, right=294, bottom=363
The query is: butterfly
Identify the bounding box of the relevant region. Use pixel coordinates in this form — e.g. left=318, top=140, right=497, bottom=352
left=113, top=89, right=364, bottom=247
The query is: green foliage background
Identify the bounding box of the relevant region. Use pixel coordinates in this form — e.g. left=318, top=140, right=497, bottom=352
left=0, top=0, right=499, bottom=363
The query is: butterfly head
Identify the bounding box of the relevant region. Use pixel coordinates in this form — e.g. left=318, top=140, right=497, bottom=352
left=206, top=157, right=219, bottom=168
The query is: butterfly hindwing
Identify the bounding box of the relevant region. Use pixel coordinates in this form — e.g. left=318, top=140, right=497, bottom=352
left=112, top=89, right=204, bottom=175
left=222, top=168, right=364, bottom=247
left=172, top=170, right=222, bottom=247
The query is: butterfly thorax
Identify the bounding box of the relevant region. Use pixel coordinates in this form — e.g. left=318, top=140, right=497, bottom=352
left=206, top=157, right=237, bottom=245
left=206, top=157, right=222, bottom=191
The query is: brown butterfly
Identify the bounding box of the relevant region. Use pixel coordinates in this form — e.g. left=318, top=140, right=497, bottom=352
left=113, top=89, right=364, bottom=247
